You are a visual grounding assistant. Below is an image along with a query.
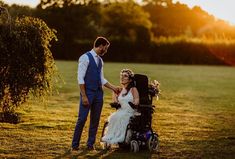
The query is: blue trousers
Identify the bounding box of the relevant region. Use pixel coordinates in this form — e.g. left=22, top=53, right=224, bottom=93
left=72, top=89, right=103, bottom=148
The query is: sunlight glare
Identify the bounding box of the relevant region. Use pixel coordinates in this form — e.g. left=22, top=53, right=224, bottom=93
left=174, top=0, right=235, bottom=25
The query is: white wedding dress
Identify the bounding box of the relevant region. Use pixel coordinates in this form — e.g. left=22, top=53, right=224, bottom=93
left=102, top=88, right=135, bottom=144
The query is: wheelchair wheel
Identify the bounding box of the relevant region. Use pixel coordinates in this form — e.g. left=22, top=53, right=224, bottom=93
left=147, top=133, right=159, bottom=152
left=118, top=142, right=129, bottom=149
left=130, top=140, right=139, bottom=153
left=124, top=128, right=132, bottom=144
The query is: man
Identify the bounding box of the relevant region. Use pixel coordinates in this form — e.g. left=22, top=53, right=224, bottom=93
left=72, top=37, right=119, bottom=151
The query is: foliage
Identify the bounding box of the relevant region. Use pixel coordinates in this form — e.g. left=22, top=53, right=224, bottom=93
left=38, top=0, right=98, bottom=8
left=35, top=2, right=101, bottom=59
left=2, top=0, right=235, bottom=64
left=104, top=36, right=235, bottom=66
left=0, top=0, right=6, bottom=6
left=8, top=4, right=34, bottom=19
left=143, top=0, right=235, bottom=38
left=101, top=1, right=152, bottom=43
left=0, top=16, right=57, bottom=113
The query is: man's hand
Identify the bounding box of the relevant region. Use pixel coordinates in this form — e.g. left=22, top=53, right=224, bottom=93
left=82, top=95, right=89, bottom=107
left=104, top=82, right=121, bottom=94
left=113, top=86, right=122, bottom=94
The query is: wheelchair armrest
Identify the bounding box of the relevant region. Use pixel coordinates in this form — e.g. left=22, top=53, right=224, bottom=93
left=128, top=102, right=138, bottom=109
left=110, top=102, right=121, bottom=109
left=139, top=104, right=155, bottom=108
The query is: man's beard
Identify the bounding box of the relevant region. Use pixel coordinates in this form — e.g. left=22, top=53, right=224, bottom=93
left=100, top=50, right=107, bottom=56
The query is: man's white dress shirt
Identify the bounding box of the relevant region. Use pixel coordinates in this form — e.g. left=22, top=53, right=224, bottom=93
left=77, top=49, right=108, bottom=85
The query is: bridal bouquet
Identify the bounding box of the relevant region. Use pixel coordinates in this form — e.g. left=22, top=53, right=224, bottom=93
left=149, top=80, right=160, bottom=100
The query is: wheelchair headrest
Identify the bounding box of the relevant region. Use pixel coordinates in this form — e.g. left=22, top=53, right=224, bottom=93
left=134, top=74, right=151, bottom=105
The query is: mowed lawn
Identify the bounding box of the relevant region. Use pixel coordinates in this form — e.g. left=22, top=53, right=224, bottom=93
left=1, top=60, right=235, bottom=158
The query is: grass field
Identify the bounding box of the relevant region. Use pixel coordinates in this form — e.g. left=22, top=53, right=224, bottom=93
left=1, top=61, right=235, bottom=158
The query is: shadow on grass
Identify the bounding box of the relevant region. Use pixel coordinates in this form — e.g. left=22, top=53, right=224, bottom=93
left=159, top=137, right=235, bottom=159
left=55, top=148, right=156, bottom=159
left=54, top=148, right=108, bottom=159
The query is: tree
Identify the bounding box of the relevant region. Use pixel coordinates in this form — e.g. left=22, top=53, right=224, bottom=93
left=143, top=1, right=235, bottom=39
left=0, top=14, right=57, bottom=114
left=8, top=4, right=34, bottom=19
left=101, top=1, right=152, bottom=43
left=38, top=0, right=97, bottom=8
left=36, top=1, right=102, bottom=59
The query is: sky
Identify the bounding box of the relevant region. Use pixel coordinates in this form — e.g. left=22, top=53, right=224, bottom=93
left=3, top=0, right=40, bottom=8
left=2, top=0, right=235, bottom=25
left=174, top=0, right=235, bottom=25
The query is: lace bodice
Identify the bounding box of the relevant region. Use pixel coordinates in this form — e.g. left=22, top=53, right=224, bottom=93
left=118, top=88, right=134, bottom=113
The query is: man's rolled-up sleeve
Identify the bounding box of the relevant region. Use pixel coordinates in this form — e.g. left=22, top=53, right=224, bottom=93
left=78, top=55, right=89, bottom=85
left=101, top=59, right=108, bottom=85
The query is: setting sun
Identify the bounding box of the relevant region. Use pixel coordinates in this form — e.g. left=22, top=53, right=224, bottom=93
left=174, top=0, right=235, bottom=25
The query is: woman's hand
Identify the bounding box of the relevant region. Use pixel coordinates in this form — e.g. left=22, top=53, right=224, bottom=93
left=110, top=102, right=121, bottom=109
left=113, top=86, right=122, bottom=94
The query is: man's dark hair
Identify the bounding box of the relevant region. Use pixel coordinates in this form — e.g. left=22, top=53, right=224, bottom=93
left=94, top=37, right=110, bottom=47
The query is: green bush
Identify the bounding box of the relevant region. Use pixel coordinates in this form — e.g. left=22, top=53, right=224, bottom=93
left=0, top=16, right=57, bottom=113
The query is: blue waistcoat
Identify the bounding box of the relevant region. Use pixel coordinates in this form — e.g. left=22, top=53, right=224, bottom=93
left=84, top=52, right=102, bottom=91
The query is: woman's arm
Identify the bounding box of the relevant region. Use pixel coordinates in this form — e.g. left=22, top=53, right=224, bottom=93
left=112, top=91, right=119, bottom=103
left=131, top=87, right=139, bottom=106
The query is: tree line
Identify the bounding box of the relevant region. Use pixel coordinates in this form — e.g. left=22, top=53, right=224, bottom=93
left=1, top=0, right=235, bottom=65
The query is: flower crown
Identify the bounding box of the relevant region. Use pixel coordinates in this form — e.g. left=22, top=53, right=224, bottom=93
left=120, top=69, right=134, bottom=78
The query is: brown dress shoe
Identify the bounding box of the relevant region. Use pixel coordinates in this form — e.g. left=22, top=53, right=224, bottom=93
left=71, top=147, right=79, bottom=152
left=86, top=146, right=95, bottom=151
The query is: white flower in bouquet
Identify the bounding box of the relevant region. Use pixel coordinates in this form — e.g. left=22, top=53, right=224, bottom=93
left=149, top=80, right=160, bottom=100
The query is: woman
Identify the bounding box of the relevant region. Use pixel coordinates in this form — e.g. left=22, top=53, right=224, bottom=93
left=102, top=69, right=139, bottom=144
